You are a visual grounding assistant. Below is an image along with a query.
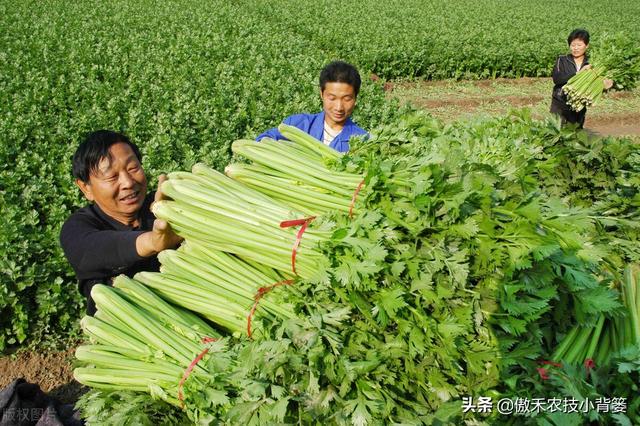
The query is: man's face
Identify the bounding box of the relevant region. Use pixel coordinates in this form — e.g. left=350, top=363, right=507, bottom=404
left=321, top=82, right=356, bottom=128
left=76, top=142, right=147, bottom=225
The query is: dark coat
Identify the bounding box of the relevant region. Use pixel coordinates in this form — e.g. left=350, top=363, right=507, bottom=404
left=550, top=54, right=590, bottom=127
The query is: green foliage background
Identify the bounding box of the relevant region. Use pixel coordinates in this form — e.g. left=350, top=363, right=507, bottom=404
left=1, top=0, right=639, bottom=351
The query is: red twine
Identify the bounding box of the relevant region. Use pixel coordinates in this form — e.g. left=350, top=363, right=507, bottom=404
left=536, top=359, right=596, bottom=381
left=280, top=216, right=315, bottom=275
left=349, top=180, right=365, bottom=218
left=178, top=336, right=218, bottom=406
left=247, top=279, right=294, bottom=338
left=539, top=360, right=562, bottom=368
left=584, top=358, right=596, bottom=377
left=536, top=359, right=562, bottom=381
left=536, top=367, right=550, bottom=380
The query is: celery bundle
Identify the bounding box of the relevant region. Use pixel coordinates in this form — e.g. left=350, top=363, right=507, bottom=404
left=135, top=242, right=297, bottom=335
left=226, top=125, right=414, bottom=216
left=563, top=32, right=640, bottom=112
left=153, top=162, right=331, bottom=280
left=74, top=277, right=221, bottom=408
left=552, top=264, right=640, bottom=366
left=226, top=130, right=362, bottom=216
left=224, top=148, right=359, bottom=216
left=75, top=250, right=298, bottom=416
left=562, top=67, right=607, bottom=112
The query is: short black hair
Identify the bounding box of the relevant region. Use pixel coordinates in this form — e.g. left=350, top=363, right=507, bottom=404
left=319, top=61, right=362, bottom=96
left=72, top=130, right=142, bottom=183
left=568, top=28, right=590, bottom=45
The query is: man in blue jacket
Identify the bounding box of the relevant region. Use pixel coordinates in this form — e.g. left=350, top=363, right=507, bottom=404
left=256, top=61, right=367, bottom=153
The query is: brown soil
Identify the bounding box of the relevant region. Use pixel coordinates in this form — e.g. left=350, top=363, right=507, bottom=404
left=394, top=76, right=546, bottom=89
left=0, top=347, right=87, bottom=405
left=392, top=78, right=640, bottom=138
left=418, top=95, right=545, bottom=110
left=586, top=112, right=640, bottom=137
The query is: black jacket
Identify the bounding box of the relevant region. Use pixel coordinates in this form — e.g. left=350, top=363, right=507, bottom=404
left=550, top=54, right=590, bottom=111
left=59, top=193, right=160, bottom=314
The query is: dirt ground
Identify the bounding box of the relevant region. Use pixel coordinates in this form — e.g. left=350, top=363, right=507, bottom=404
left=0, top=346, right=87, bottom=405
left=389, top=77, right=640, bottom=138
left=586, top=111, right=640, bottom=137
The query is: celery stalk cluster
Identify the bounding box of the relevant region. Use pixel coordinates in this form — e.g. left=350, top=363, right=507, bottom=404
left=153, top=162, right=330, bottom=280
left=562, top=67, right=607, bottom=112
left=552, top=265, right=640, bottom=365
left=74, top=276, right=221, bottom=408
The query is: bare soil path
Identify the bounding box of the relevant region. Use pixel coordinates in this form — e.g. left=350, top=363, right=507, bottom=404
left=0, top=346, right=86, bottom=404
left=389, top=77, right=640, bottom=139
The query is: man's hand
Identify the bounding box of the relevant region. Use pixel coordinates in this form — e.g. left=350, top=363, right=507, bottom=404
left=603, top=78, right=614, bottom=90
left=137, top=173, right=183, bottom=257
left=136, top=218, right=183, bottom=257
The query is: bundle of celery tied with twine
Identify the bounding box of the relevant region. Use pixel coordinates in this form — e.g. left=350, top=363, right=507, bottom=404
left=563, top=32, right=640, bottom=112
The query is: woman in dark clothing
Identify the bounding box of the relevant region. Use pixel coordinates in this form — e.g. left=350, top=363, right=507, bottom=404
left=550, top=28, right=613, bottom=128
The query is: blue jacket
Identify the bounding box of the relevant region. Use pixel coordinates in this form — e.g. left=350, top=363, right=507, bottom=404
left=256, top=111, right=367, bottom=153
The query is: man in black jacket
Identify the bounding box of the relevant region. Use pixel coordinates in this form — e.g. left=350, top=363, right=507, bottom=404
left=60, top=130, right=182, bottom=314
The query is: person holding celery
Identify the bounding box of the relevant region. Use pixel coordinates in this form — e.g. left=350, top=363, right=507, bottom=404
left=550, top=28, right=613, bottom=128
left=256, top=61, right=368, bottom=152
left=60, top=130, right=182, bottom=314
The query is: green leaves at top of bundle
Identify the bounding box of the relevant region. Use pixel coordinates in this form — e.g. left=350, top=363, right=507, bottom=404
left=563, top=32, right=640, bottom=112
left=214, top=117, right=623, bottom=423
left=590, top=32, right=640, bottom=91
